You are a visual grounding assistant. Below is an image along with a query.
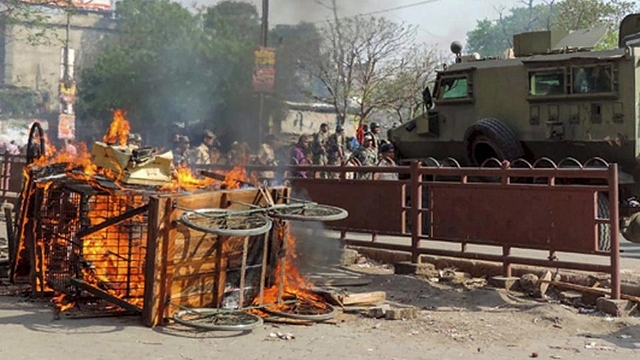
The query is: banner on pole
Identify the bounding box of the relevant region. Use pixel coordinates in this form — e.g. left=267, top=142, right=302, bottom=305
left=253, top=46, right=276, bottom=93
left=58, top=113, right=76, bottom=140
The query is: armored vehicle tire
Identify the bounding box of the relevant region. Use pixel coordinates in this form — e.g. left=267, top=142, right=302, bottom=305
left=464, top=118, right=524, bottom=166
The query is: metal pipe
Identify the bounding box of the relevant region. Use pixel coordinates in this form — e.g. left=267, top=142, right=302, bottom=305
left=610, top=164, right=621, bottom=299
left=410, top=161, right=422, bottom=263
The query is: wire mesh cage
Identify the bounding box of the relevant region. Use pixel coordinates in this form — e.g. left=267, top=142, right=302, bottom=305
left=33, top=181, right=149, bottom=307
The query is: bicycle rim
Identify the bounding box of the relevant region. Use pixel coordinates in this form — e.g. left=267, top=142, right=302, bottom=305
left=173, top=309, right=264, bottom=331
left=270, top=204, right=348, bottom=222
left=180, top=208, right=272, bottom=236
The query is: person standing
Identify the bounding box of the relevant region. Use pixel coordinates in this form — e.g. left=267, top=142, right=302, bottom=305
left=190, top=129, right=217, bottom=166
left=326, top=124, right=346, bottom=178
left=290, top=134, right=311, bottom=178
left=366, top=122, right=382, bottom=152
left=312, top=123, right=330, bottom=178
left=375, top=143, right=398, bottom=181
left=6, top=140, right=20, bottom=155
left=172, top=136, right=191, bottom=167
left=256, top=134, right=277, bottom=183
left=352, top=134, right=378, bottom=180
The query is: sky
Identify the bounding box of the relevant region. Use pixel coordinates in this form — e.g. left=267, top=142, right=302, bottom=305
left=185, top=0, right=523, bottom=51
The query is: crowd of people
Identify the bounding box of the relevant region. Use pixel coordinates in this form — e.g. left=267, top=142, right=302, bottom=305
left=166, top=121, right=398, bottom=181
left=0, top=140, right=25, bottom=156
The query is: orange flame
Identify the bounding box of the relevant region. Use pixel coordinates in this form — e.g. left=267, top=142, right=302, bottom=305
left=103, top=109, right=131, bottom=146
left=223, top=162, right=259, bottom=189
left=252, top=224, right=325, bottom=313
left=52, top=293, right=74, bottom=312
left=160, top=165, right=216, bottom=192
left=18, top=109, right=148, bottom=309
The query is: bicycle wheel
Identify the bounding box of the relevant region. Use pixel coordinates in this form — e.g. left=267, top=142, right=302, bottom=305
left=269, top=204, right=348, bottom=222
left=263, top=302, right=338, bottom=322
left=173, top=309, right=263, bottom=331
left=27, top=122, right=45, bottom=165
left=180, top=208, right=272, bottom=236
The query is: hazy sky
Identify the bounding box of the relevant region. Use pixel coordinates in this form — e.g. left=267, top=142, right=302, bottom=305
left=185, top=0, right=522, bottom=50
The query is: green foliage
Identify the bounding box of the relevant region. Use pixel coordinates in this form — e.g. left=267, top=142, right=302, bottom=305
left=75, top=0, right=242, bottom=145
left=466, top=3, right=557, bottom=57
left=76, top=0, right=321, bottom=147
left=465, top=0, right=640, bottom=56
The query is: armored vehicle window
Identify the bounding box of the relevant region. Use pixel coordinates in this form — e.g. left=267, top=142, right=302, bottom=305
left=572, top=65, right=613, bottom=94
left=529, top=71, right=565, bottom=96
left=440, top=76, right=469, bottom=99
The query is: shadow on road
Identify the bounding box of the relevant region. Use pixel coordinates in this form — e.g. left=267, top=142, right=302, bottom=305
left=0, top=295, right=130, bottom=334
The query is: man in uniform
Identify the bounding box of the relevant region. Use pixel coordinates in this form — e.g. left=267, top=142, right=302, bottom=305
left=190, top=129, right=217, bottom=166
left=352, top=134, right=378, bottom=180
left=312, top=123, right=330, bottom=178
left=326, top=124, right=346, bottom=178
left=366, top=122, right=382, bottom=152
left=172, top=136, right=190, bottom=167
left=375, top=143, right=398, bottom=181
left=256, top=134, right=278, bottom=183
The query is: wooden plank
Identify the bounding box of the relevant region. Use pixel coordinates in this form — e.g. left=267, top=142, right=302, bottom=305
left=143, top=188, right=289, bottom=327
left=341, top=291, right=387, bottom=306
left=170, top=274, right=218, bottom=298
left=160, top=198, right=177, bottom=325
left=540, top=280, right=640, bottom=302
left=142, top=197, right=165, bottom=327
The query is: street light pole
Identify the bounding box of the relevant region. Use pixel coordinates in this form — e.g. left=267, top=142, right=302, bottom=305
left=257, top=0, right=268, bottom=147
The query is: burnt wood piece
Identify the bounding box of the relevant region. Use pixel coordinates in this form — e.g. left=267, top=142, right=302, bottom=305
left=4, top=206, right=14, bottom=267
left=70, top=278, right=142, bottom=314
left=200, top=170, right=255, bottom=187
left=76, top=204, right=149, bottom=239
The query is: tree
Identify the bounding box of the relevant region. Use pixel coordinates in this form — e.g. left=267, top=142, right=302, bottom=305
left=0, top=1, right=75, bottom=45
left=77, top=0, right=272, bottom=147
left=303, top=14, right=417, bottom=125
left=466, top=0, right=640, bottom=56
left=378, top=45, right=442, bottom=123
left=553, top=0, right=640, bottom=48
left=466, top=2, right=557, bottom=57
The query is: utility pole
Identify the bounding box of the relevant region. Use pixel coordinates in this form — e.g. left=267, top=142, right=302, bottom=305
left=58, top=1, right=76, bottom=144
left=257, top=0, right=269, bottom=147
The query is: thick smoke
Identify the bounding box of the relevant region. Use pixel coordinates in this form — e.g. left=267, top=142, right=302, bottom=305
left=180, top=0, right=383, bottom=24
left=290, top=187, right=345, bottom=275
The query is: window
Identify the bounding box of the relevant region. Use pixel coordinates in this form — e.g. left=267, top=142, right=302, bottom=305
left=439, top=76, right=469, bottom=99
left=572, top=65, right=613, bottom=94
left=529, top=71, right=565, bottom=96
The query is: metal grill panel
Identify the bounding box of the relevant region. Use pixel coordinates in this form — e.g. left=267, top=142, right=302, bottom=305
left=37, top=183, right=148, bottom=306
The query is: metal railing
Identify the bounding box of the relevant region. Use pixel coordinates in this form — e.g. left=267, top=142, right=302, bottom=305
left=201, top=158, right=621, bottom=299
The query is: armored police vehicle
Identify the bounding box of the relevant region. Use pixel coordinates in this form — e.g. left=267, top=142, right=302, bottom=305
left=390, top=14, right=640, bottom=243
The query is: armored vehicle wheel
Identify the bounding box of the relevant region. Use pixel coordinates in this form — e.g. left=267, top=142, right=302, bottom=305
left=464, top=118, right=524, bottom=166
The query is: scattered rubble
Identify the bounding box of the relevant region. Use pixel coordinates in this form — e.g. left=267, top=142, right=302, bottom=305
left=267, top=331, right=295, bottom=341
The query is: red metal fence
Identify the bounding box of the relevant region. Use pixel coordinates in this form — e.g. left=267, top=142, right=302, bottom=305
left=3, top=155, right=621, bottom=298
left=0, top=153, right=26, bottom=207
left=206, top=159, right=621, bottom=299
